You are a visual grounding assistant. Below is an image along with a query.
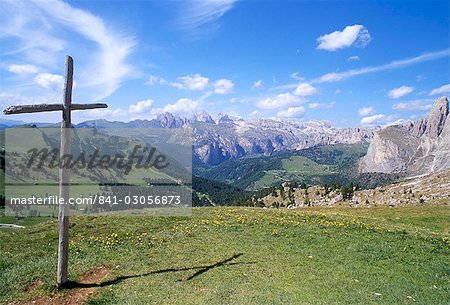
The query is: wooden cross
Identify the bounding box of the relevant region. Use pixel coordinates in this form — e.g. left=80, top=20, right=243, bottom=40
left=3, top=56, right=108, bottom=288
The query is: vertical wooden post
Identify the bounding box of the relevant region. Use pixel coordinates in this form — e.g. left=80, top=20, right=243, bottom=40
left=3, top=55, right=108, bottom=288
left=57, top=56, right=73, bottom=288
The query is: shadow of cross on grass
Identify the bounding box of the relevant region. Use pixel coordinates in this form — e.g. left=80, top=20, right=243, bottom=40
left=65, top=253, right=253, bottom=289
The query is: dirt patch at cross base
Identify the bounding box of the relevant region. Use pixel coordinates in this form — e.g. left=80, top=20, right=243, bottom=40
left=10, top=266, right=110, bottom=305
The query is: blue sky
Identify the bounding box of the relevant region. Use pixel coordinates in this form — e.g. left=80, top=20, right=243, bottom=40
left=0, top=0, right=449, bottom=126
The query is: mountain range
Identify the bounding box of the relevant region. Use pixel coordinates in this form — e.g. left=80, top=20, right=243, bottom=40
left=1, top=96, right=449, bottom=177
left=75, top=112, right=374, bottom=166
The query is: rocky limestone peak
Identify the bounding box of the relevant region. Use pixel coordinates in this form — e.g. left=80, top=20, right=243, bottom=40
left=217, top=113, right=233, bottom=124
left=360, top=96, right=450, bottom=175
left=156, top=112, right=186, bottom=128
left=193, top=111, right=215, bottom=124
left=407, top=118, right=427, bottom=137
left=425, top=96, right=449, bottom=139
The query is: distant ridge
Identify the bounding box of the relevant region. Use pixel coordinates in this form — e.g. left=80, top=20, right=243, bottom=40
left=76, top=112, right=374, bottom=166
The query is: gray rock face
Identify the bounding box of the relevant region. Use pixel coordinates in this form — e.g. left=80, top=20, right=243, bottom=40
left=192, top=111, right=215, bottom=124
left=359, top=126, right=420, bottom=173
left=360, top=96, right=450, bottom=175
left=425, top=96, right=449, bottom=139
left=190, top=118, right=373, bottom=165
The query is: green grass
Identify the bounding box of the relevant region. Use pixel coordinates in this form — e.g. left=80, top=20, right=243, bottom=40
left=0, top=206, right=449, bottom=304
left=251, top=156, right=336, bottom=189
left=196, top=143, right=368, bottom=190
left=281, top=156, right=335, bottom=174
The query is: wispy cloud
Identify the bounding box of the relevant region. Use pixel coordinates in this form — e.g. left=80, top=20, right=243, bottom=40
left=177, top=0, right=237, bottom=32
left=7, top=64, right=38, bottom=74
left=33, top=0, right=135, bottom=100
left=146, top=73, right=235, bottom=94
left=392, top=99, right=433, bottom=111
left=360, top=113, right=406, bottom=127
left=429, top=83, right=450, bottom=96
left=347, top=56, right=360, bottom=62
left=0, top=0, right=135, bottom=101
left=315, top=49, right=450, bottom=83
left=270, top=49, right=450, bottom=94
left=309, top=101, right=335, bottom=109
left=0, top=1, right=66, bottom=66
left=388, top=85, right=414, bottom=99
left=290, top=72, right=304, bottom=81
left=360, top=114, right=386, bottom=125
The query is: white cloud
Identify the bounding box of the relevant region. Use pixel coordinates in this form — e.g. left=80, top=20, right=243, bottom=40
left=347, top=56, right=360, bottom=62
left=33, top=72, right=78, bottom=91
left=276, top=106, right=305, bottom=118
left=128, top=99, right=153, bottom=114
left=171, top=74, right=209, bottom=91
left=290, top=72, right=304, bottom=81
left=257, top=92, right=305, bottom=110
left=7, top=64, right=38, bottom=74
left=152, top=98, right=200, bottom=115
left=317, top=24, right=371, bottom=51
left=358, top=106, right=375, bottom=116
left=34, top=73, right=64, bottom=91
left=429, top=83, right=450, bottom=95
left=214, top=78, right=234, bottom=94
left=146, top=73, right=233, bottom=93
left=309, top=101, right=335, bottom=109
left=392, top=100, right=433, bottom=111
left=360, top=114, right=386, bottom=125
left=294, top=83, right=318, bottom=96
left=86, top=98, right=154, bottom=121
left=315, top=49, right=450, bottom=83
left=253, top=79, right=264, bottom=89
left=388, top=85, right=414, bottom=99
left=177, top=0, right=236, bottom=30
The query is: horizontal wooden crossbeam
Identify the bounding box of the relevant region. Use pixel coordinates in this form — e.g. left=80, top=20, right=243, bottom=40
left=3, top=103, right=108, bottom=115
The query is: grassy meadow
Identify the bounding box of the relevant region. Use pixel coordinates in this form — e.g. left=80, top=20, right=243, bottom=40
left=0, top=205, right=449, bottom=304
